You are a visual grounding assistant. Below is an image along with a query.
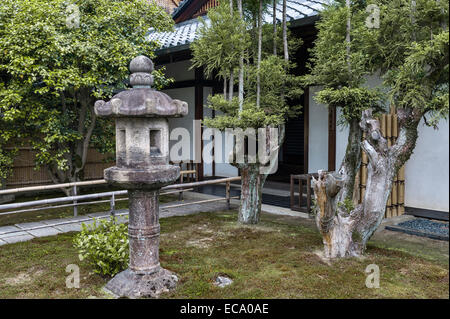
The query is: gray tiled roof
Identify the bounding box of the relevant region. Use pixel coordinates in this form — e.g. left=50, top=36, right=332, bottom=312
left=148, top=0, right=329, bottom=51
left=147, top=18, right=208, bottom=51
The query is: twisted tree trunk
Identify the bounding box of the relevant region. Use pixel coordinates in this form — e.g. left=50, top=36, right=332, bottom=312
left=239, top=163, right=263, bottom=224
left=45, top=88, right=97, bottom=195
left=313, top=108, right=422, bottom=258
left=236, top=125, right=285, bottom=224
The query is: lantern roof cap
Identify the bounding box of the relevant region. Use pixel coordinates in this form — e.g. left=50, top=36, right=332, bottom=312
left=94, top=56, right=188, bottom=118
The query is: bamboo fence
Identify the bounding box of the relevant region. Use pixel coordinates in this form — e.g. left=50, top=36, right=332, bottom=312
left=3, top=147, right=114, bottom=188
left=358, top=107, right=405, bottom=217
left=2, top=145, right=199, bottom=189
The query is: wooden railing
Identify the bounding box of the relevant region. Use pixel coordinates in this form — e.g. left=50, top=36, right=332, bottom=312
left=0, top=171, right=240, bottom=223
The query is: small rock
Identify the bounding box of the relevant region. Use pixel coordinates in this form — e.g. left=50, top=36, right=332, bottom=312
left=214, top=275, right=233, bottom=288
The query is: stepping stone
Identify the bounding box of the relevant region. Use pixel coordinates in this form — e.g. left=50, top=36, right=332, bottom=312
left=15, top=222, right=62, bottom=238
left=88, top=211, right=112, bottom=219
left=42, top=216, right=95, bottom=232
left=52, top=223, right=83, bottom=233
left=88, top=211, right=130, bottom=224
left=1, top=233, right=34, bottom=244
left=0, top=225, right=22, bottom=236
left=0, top=226, right=34, bottom=245
left=42, top=215, right=90, bottom=225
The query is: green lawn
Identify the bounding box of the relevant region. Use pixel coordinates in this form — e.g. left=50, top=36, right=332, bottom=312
left=0, top=210, right=448, bottom=299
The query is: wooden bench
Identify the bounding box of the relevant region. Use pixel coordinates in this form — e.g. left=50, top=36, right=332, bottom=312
left=290, top=173, right=318, bottom=215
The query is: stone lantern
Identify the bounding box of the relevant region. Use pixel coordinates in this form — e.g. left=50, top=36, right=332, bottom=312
left=94, top=55, right=188, bottom=298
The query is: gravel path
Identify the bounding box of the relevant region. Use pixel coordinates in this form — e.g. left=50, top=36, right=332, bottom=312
left=386, top=218, right=449, bottom=241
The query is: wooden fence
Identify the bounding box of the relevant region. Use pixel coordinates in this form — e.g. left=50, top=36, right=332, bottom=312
left=359, top=107, right=405, bottom=217
left=3, top=147, right=114, bottom=188
left=3, top=146, right=199, bottom=189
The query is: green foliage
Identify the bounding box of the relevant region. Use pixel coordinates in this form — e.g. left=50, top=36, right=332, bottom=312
left=73, top=217, right=129, bottom=277
left=191, top=2, right=250, bottom=79
left=260, top=18, right=303, bottom=60
left=305, top=0, right=449, bottom=126
left=387, top=29, right=449, bottom=126
left=368, top=0, right=449, bottom=126
left=193, top=1, right=303, bottom=134
left=337, top=198, right=355, bottom=214
left=315, top=87, right=384, bottom=122
left=0, top=145, right=15, bottom=185
left=203, top=96, right=285, bottom=130
left=302, top=3, right=372, bottom=89
left=204, top=55, right=303, bottom=131
left=246, top=56, right=303, bottom=117
left=0, top=0, right=173, bottom=181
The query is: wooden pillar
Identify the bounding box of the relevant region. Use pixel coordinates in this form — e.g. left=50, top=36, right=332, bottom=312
left=195, top=67, right=204, bottom=181
left=328, top=105, right=336, bottom=172
left=303, top=87, right=310, bottom=174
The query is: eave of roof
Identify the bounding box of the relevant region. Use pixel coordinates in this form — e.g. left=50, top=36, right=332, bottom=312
left=171, top=0, right=194, bottom=20
left=149, top=0, right=329, bottom=56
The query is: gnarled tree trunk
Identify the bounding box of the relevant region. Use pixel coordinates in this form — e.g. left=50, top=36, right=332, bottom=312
left=45, top=88, right=97, bottom=196
left=235, top=125, right=285, bottom=224
left=313, top=108, right=422, bottom=258
left=239, top=163, right=263, bottom=224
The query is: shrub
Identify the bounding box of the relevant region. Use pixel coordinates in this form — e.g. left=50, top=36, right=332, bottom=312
left=73, top=217, right=129, bottom=277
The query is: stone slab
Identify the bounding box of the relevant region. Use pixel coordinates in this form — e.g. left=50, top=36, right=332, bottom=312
left=15, top=222, right=62, bottom=238
left=41, top=216, right=92, bottom=232
left=0, top=225, right=22, bottom=235
left=52, top=223, right=83, bottom=233
left=41, top=215, right=91, bottom=225
left=1, top=233, right=34, bottom=244
left=88, top=211, right=112, bottom=219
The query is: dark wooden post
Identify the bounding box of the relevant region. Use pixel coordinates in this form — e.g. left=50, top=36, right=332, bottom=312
left=328, top=105, right=336, bottom=172
left=195, top=67, right=204, bottom=181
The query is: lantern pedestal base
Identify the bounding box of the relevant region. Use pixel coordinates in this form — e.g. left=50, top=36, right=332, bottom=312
left=104, top=267, right=178, bottom=299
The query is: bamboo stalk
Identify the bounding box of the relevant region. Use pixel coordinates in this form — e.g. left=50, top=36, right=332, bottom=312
left=392, top=182, right=398, bottom=205
left=362, top=151, right=368, bottom=164
left=393, top=114, right=398, bottom=138
left=381, top=114, right=387, bottom=136
left=361, top=165, right=367, bottom=186
left=399, top=166, right=405, bottom=180
left=392, top=205, right=398, bottom=217
left=360, top=186, right=366, bottom=202
left=398, top=181, right=405, bottom=204
left=386, top=114, right=392, bottom=138
left=386, top=206, right=392, bottom=218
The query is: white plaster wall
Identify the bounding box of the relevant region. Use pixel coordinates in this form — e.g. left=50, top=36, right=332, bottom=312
left=335, top=108, right=350, bottom=170
left=404, top=119, right=449, bottom=212
left=203, top=107, right=239, bottom=178
left=308, top=86, right=329, bottom=173
left=164, top=87, right=195, bottom=162
left=163, top=85, right=238, bottom=177
left=203, top=87, right=214, bottom=177
left=334, top=73, right=384, bottom=169
left=157, top=60, right=194, bottom=82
